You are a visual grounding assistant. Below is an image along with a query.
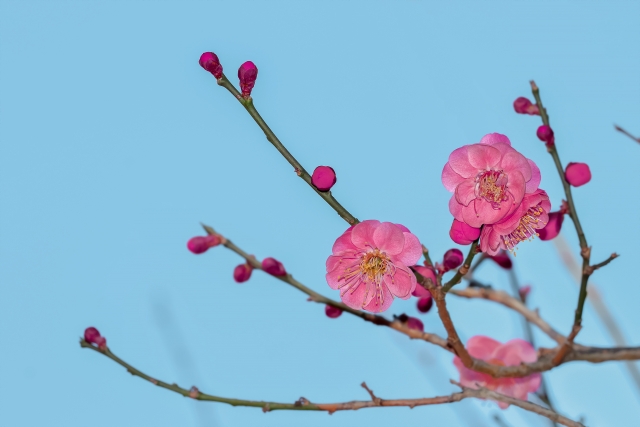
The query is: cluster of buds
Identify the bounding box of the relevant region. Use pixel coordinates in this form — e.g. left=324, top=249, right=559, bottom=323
left=199, top=52, right=258, bottom=99
left=84, top=327, right=107, bottom=350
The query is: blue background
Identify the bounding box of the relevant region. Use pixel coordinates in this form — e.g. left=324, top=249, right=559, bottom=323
left=1, top=1, right=639, bottom=426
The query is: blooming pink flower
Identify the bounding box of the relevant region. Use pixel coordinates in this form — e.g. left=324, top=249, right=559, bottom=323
left=513, top=97, right=540, bottom=115
left=480, top=189, right=550, bottom=255
left=238, top=61, right=258, bottom=98
left=454, top=336, right=541, bottom=409
left=449, top=219, right=481, bottom=245
left=442, top=133, right=541, bottom=228
left=443, top=248, right=464, bottom=270
left=326, top=220, right=422, bottom=313
left=565, top=162, right=591, bottom=187
left=84, top=327, right=107, bottom=350
left=538, top=210, right=565, bottom=241
left=187, top=235, right=222, bottom=254
left=311, top=166, right=337, bottom=192
left=199, top=52, right=223, bottom=79
left=262, top=257, right=286, bottom=276
left=325, top=305, right=343, bottom=318
left=536, top=125, right=555, bottom=146
left=410, top=265, right=437, bottom=296
left=233, top=263, right=253, bottom=283
left=487, top=251, right=513, bottom=270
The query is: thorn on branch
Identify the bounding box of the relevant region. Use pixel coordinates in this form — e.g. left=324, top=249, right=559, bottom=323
left=361, top=382, right=382, bottom=405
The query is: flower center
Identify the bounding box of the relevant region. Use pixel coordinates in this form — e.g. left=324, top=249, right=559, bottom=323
left=359, top=249, right=389, bottom=284
left=502, top=204, right=546, bottom=254
left=475, top=170, right=509, bottom=208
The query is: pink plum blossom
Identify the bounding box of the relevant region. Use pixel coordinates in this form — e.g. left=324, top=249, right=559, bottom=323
left=410, top=265, right=437, bottom=296
left=487, top=251, right=513, bottom=270
left=513, top=97, right=540, bottom=115
left=454, top=336, right=541, bottom=409
left=311, top=166, right=337, bottom=192
left=417, top=296, right=433, bottom=313
left=443, top=248, right=464, bottom=270
left=538, top=210, right=565, bottom=241
left=325, top=220, right=422, bottom=313
left=565, top=162, right=591, bottom=187
left=325, top=305, right=343, bottom=318
left=479, top=189, right=550, bottom=255
left=442, top=133, right=541, bottom=228
left=536, top=125, right=555, bottom=146
left=449, top=219, right=481, bottom=245
left=262, top=257, right=286, bottom=276
left=238, top=61, right=258, bottom=98
left=233, top=263, right=253, bottom=283
left=84, top=327, right=107, bottom=350
left=199, top=52, right=223, bottom=79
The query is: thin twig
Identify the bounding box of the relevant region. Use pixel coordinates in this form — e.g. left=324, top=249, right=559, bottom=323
left=442, top=239, right=479, bottom=292
left=614, top=124, right=640, bottom=144
left=211, top=74, right=359, bottom=225
left=585, top=253, right=619, bottom=275
left=79, top=340, right=584, bottom=426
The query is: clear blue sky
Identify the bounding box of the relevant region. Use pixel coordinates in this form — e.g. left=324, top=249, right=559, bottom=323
left=1, top=1, right=639, bottom=426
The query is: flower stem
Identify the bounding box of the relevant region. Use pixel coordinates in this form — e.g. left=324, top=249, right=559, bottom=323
left=214, top=75, right=359, bottom=225
left=442, top=239, right=479, bottom=292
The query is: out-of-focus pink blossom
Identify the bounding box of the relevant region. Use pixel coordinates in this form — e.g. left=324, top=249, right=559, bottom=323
left=565, top=162, right=591, bottom=187
left=84, top=327, right=107, bottom=350
left=480, top=189, right=550, bottom=255
left=262, top=257, right=287, bottom=276
left=187, top=235, right=222, bottom=254
left=326, top=220, right=422, bottom=313
left=406, top=316, right=424, bottom=332
left=519, top=285, right=532, bottom=302
left=410, top=265, right=437, bottom=297
left=233, top=263, right=253, bottom=283
left=417, top=296, right=433, bottom=313
left=443, top=248, right=464, bottom=270
left=325, top=305, right=343, bottom=318
left=538, top=210, right=565, bottom=241
left=487, top=251, right=513, bottom=269
left=454, top=336, right=541, bottom=409
left=238, top=61, right=258, bottom=98
left=536, top=125, right=555, bottom=146
left=442, top=133, right=542, bottom=228
left=199, top=52, right=223, bottom=79
left=449, top=219, right=481, bottom=245
left=311, top=166, right=337, bottom=192
left=513, top=97, right=540, bottom=115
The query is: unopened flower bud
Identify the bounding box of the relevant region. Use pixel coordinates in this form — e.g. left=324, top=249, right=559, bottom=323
left=536, top=125, right=555, bottom=146
left=513, top=97, right=540, bottom=115
left=233, top=263, right=253, bottom=283
left=519, top=285, right=532, bottom=302
left=238, top=61, right=258, bottom=98
left=417, top=296, right=433, bottom=313
left=538, top=210, right=565, bottom=241
left=187, top=235, right=222, bottom=254
left=325, top=305, right=343, bottom=318
left=199, top=52, right=223, bottom=79
left=487, top=251, right=512, bottom=269
left=311, top=166, right=337, bottom=192
left=564, top=162, right=591, bottom=187
left=406, top=316, right=424, bottom=332
left=189, top=386, right=200, bottom=399
left=262, top=257, right=286, bottom=276
left=449, top=220, right=481, bottom=245
left=84, top=327, right=107, bottom=349
left=443, top=248, right=464, bottom=270
left=410, top=265, right=437, bottom=296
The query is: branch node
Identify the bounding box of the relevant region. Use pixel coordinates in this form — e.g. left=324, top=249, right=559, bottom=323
left=294, top=397, right=310, bottom=407
left=361, top=382, right=382, bottom=405
left=262, top=403, right=271, bottom=413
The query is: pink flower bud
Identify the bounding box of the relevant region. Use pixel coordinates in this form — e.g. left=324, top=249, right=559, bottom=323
left=187, top=235, right=222, bottom=254
left=84, top=327, right=107, bottom=349
left=189, top=386, right=200, bottom=399
left=262, top=257, right=286, bottom=276
left=443, top=248, right=464, bottom=270
left=487, top=251, right=513, bottom=269
left=410, top=265, right=437, bottom=297
left=564, top=162, right=591, bottom=187
left=538, top=210, right=565, bottom=241
left=449, top=220, right=481, bottom=245
left=406, top=316, right=424, bottom=332
left=513, top=97, right=540, bottom=115
left=233, top=263, right=253, bottom=283
left=536, top=125, right=555, bottom=146
left=311, top=166, right=337, bottom=192
left=325, top=305, right=343, bottom=318
left=238, top=61, right=258, bottom=98
left=519, top=285, right=532, bottom=302
left=199, top=52, right=223, bottom=79
left=417, top=296, right=433, bottom=313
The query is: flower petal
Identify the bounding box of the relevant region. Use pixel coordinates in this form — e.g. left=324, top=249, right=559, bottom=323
left=373, top=222, right=405, bottom=255
left=332, top=229, right=356, bottom=254
left=467, top=144, right=502, bottom=170
left=467, top=335, right=502, bottom=360
left=340, top=279, right=371, bottom=310
left=449, top=196, right=464, bottom=221
left=384, top=265, right=416, bottom=299
left=394, top=232, right=422, bottom=265
left=448, top=146, right=478, bottom=178
left=362, top=282, right=394, bottom=313
left=506, top=170, right=526, bottom=207
left=525, top=159, right=541, bottom=193
left=442, top=162, right=466, bottom=192
left=351, top=220, right=380, bottom=250
left=455, top=179, right=476, bottom=206
left=494, top=339, right=537, bottom=365
left=479, top=133, right=511, bottom=147
left=501, top=148, right=531, bottom=181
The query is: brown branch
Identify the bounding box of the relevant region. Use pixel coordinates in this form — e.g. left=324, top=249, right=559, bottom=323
left=79, top=339, right=583, bottom=426
left=614, top=124, right=640, bottom=144
left=584, top=253, right=619, bottom=275
left=442, top=239, right=479, bottom=292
